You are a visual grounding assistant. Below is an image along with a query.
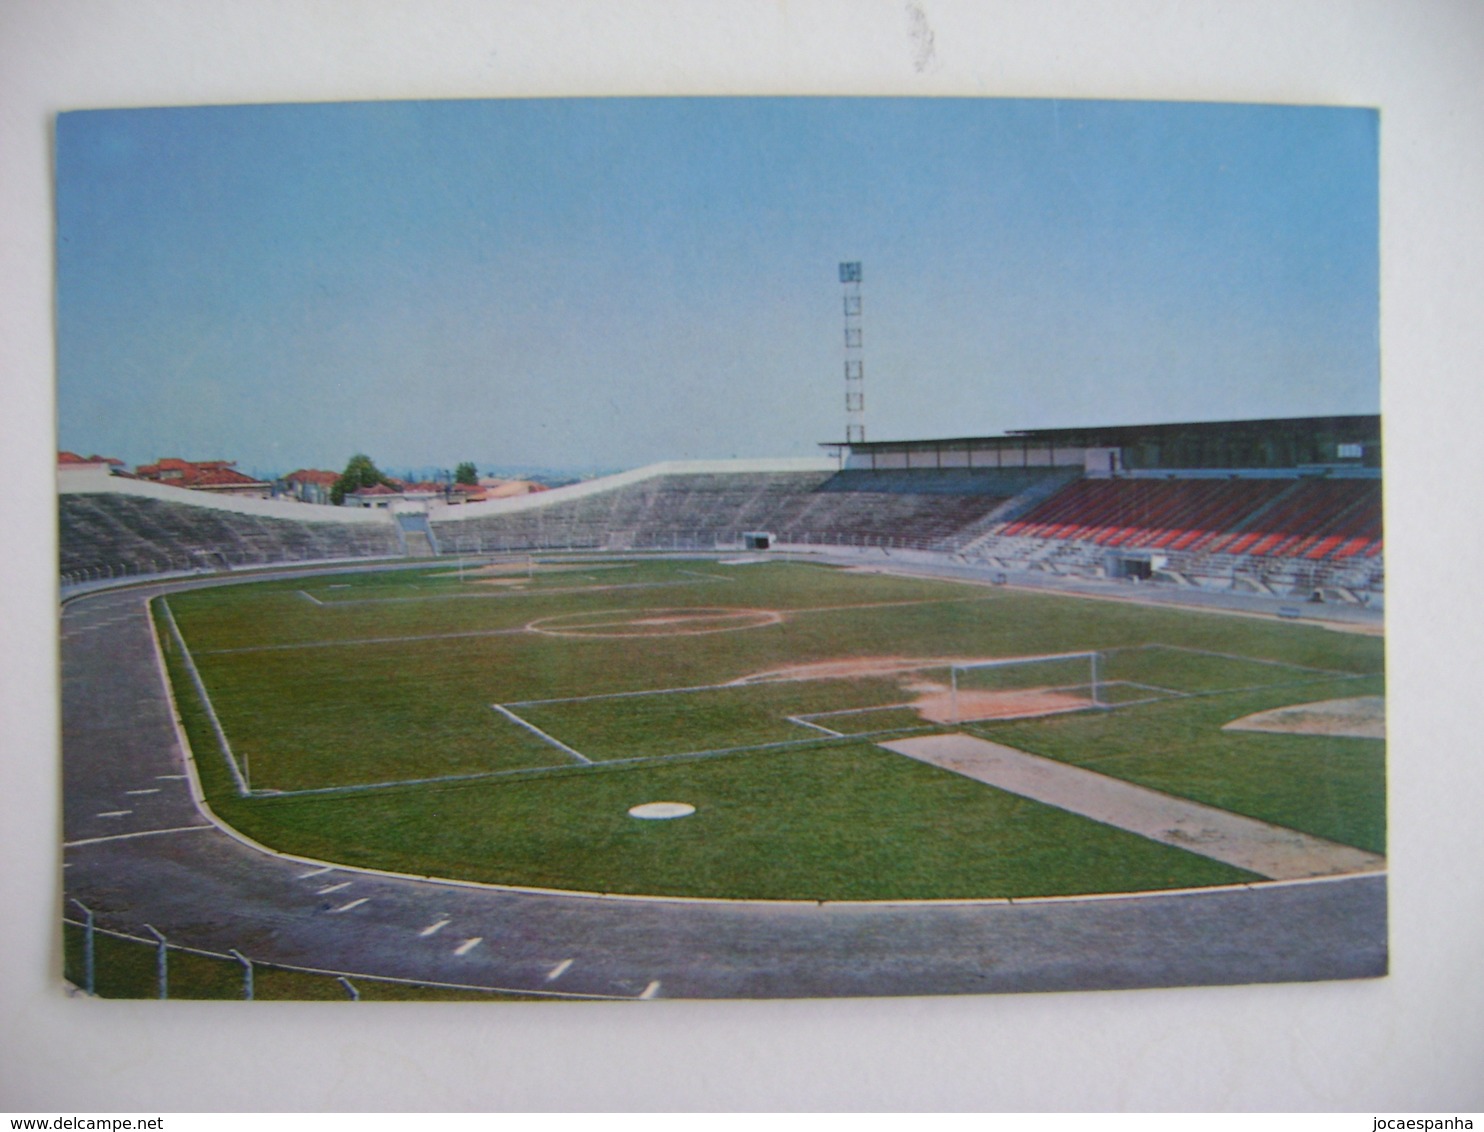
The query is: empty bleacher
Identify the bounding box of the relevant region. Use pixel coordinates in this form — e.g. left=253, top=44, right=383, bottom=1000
left=432, top=466, right=1071, bottom=555
left=60, top=493, right=403, bottom=581
left=1202, top=478, right=1382, bottom=560
left=998, top=475, right=1380, bottom=563
left=433, top=471, right=835, bottom=553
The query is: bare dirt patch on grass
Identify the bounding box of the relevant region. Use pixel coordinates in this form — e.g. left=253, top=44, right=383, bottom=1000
left=913, top=687, right=1094, bottom=724
left=1223, top=695, right=1385, bottom=739
left=729, top=655, right=1097, bottom=724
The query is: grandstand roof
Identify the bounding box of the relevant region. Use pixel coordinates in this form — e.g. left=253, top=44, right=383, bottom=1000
left=823, top=414, right=1380, bottom=451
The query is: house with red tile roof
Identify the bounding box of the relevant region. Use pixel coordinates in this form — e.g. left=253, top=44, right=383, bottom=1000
left=344, top=482, right=403, bottom=509
left=283, top=468, right=340, bottom=505
left=135, top=458, right=271, bottom=498
left=58, top=451, right=130, bottom=488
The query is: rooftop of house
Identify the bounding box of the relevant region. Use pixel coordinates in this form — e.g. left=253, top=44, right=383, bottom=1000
left=285, top=468, right=340, bottom=486
left=135, top=458, right=268, bottom=488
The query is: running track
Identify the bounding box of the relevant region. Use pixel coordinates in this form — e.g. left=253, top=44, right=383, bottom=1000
left=61, top=572, right=1387, bottom=999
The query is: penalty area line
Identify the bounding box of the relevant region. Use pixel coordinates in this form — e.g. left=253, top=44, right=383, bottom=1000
left=785, top=715, right=845, bottom=737
left=245, top=721, right=946, bottom=802
left=200, top=625, right=531, bottom=655
left=1115, top=641, right=1359, bottom=678
left=490, top=704, right=593, bottom=765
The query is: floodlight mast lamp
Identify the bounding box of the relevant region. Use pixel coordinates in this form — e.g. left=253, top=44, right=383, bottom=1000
left=840, top=261, right=865, bottom=444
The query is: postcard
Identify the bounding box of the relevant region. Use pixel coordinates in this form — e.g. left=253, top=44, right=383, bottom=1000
left=57, top=96, right=1383, bottom=1001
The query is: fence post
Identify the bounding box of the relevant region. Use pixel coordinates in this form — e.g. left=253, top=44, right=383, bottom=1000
left=229, top=949, right=254, bottom=1001
left=70, top=898, right=96, bottom=995
left=143, top=923, right=168, bottom=999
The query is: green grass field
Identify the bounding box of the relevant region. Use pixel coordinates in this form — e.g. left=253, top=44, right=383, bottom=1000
left=154, top=556, right=1386, bottom=900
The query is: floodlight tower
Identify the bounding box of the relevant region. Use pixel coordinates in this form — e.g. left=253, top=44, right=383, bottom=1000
left=839, top=261, right=865, bottom=444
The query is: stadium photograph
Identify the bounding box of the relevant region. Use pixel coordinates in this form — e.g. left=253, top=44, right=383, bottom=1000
left=55, top=96, right=1383, bottom=1001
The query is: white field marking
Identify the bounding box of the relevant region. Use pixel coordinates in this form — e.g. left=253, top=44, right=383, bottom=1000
left=159, top=599, right=250, bottom=795
left=296, top=590, right=325, bottom=605
left=507, top=677, right=742, bottom=708
left=419, top=919, right=451, bottom=938
left=784, top=715, right=845, bottom=737
left=675, top=568, right=735, bottom=582
left=526, top=607, right=785, bottom=639
left=330, top=898, right=369, bottom=913
left=453, top=937, right=483, bottom=956
left=546, top=959, right=574, bottom=982
left=175, top=589, right=989, bottom=662
left=629, top=801, right=697, bottom=819
left=200, top=625, right=532, bottom=655
left=258, top=724, right=949, bottom=802
left=258, top=766, right=556, bottom=800
left=490, top=704, right=593, bottom=764
left=317, top=881, right=353, bottom=894
left=155, top=774, right=188, bottom=780
left=615, top=733, right=849, bottom=764
left=95, top=810, right=133, bottom=818
left=531, top=611, right=757, bottom=632
left=788, top=595, right=999, bottom=617
left=125, top=788, right=161, bottom=795
left=795, top=701, right=916, bottom=720
left=297, top=865, right=335, bottom=879
left=505, top=653, right=1032, bottom=710
left=304, top=577, right=717, bottom=607
left=63, top=824, right=212, bottom=848
left=1144, top=671, right=1373, bottom=706
left=71, top=583, right=1389, bottom=910
left=1115, top=641, right=1362, bottom=678
left=639, top=980, right=661, bottom=1000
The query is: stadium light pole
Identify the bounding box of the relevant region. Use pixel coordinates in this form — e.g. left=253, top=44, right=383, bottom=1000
left=840, top=262, right=864, bottom=445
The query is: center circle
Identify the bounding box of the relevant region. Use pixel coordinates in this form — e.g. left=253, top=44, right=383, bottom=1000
left=628, top=801, right=697, bottom=820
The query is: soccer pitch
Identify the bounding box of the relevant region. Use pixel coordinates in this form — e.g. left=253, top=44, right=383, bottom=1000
left=154, top=557, right=1386, bottom=901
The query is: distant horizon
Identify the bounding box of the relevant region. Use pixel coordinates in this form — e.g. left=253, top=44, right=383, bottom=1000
left=57, top=97, right=1379, bottom=474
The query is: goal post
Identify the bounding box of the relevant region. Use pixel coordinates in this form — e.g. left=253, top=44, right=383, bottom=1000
left=947, top=651, right=1105, bottom=725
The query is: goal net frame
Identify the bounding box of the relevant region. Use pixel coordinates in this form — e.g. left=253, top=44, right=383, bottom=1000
left=947, top=650, right=1105, bottom=725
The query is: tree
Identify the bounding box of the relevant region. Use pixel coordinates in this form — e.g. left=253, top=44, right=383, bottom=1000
left=331, top=453, right=393, bottom=505
left=454, top=461, right=478, bottom=486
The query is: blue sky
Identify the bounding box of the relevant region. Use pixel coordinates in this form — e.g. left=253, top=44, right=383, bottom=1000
left=55, top=97, right=1378, bottom=475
